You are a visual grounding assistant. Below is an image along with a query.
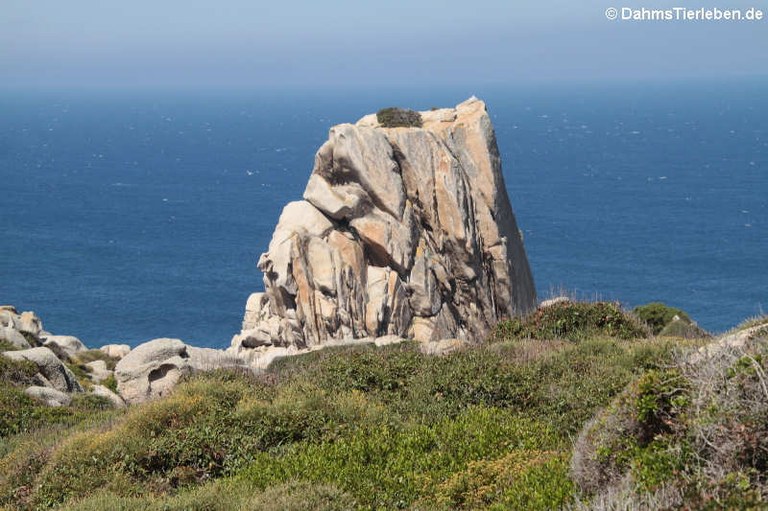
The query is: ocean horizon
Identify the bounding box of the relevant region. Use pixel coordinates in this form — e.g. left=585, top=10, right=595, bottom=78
left=1, top=78, right=766, bottom=348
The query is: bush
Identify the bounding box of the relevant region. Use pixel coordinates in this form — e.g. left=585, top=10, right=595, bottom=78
left=633, top=301, right=692, bottom=335
left=493, top=301, right=650, bottom=342
left=415, top=450, right=574, bottom=510
left=659, top=316, right=709, bottom=339
left=571, top=367, right=690, bottom=494
left=0, top=386, right=81, bottom=438
left=572, top=329, right=768, bottom=506
left=377, top=107, right=423, bottom=128
left=61, top=479, right=356, bottom=511
left=0, top=339, right=22, bottom=352
left=238, top=406, right=557, bottom=509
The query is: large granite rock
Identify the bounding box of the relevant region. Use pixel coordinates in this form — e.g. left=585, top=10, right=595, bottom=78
left=0, top=325, right=30, bottom=349
left=3, top=347, right=83, bottom=393
left=232, top=98, right=536, bottom=353
left=100, top=344, right=131, bottom=359
left=24, top=386, right=72, bottom=407
left=115, top=338, right=250, bottom=404
left=42, top=335, right=86, bottom=358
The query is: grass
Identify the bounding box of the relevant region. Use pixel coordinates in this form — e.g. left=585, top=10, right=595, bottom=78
left=0, top=339, right=23, bottom=352
left=729, top=314, right=768, bottom=334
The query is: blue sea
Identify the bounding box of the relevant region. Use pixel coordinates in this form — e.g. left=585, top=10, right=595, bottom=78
left=1, top=80, right=766, bottom=348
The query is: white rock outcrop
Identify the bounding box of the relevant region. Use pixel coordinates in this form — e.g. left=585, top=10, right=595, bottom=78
left=24, top=386, right=72, bottom=407
left=115, top=338, right=249, bottom=404
left=0, top=325, right=30, bottom=349
left=43, top=335, right=86, bottom=357
left=232, top=98, right=536, bottom=355
left=100, top=344, right=131, bottom=359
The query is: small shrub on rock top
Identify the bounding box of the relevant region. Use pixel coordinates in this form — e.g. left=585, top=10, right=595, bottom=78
left=377, top=107, right=423, bottom=128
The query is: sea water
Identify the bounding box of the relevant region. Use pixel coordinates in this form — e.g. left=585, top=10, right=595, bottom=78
left=1, top=80, right=765, bottom=347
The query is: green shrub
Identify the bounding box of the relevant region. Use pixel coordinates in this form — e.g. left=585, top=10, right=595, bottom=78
left=61, top=479, right=356, bottom=511
left=65, top=361, right=92, bottom=386
left=0, top=429, right=65, bottom=509
left=493, top=301, right=650, bottom=342
left=633, top=302, right=691, bottom=335
left=1, top=315, right=684, bottom=509
left=239, top=406, right=557, bottom=509
left=572, top=331, right=768, bottom=506
left=377, top=107, right=423, bottom=128
left=70, top=393, right=115, bottom=411
left=0, top=386, right=82, bottom=438
left=659, top=317, right=709, bottom=339
left=101, top=374, right=118, bottom=393
left=415, top=450, right=574, bottom=510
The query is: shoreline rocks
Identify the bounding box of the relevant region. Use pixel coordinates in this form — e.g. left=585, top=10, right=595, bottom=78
left=4, top=347, right=84, bottom=393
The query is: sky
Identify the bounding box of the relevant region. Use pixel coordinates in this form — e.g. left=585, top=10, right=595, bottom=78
left=1, top=0, right=766, bottom=90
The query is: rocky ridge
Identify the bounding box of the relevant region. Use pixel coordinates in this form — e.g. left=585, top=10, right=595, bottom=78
left=0, top=305, right=125, bottom=407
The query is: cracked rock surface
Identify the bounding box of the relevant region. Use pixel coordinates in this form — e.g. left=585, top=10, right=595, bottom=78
left=232, top=97, right=536, bottom=354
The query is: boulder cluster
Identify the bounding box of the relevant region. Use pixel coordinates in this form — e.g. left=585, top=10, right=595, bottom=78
left=1, top=305, right=127, bottom=407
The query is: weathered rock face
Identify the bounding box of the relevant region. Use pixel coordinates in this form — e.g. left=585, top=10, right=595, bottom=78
left=233, top=98, right=536, bottom=353
left=115, top=338, right=249, bottom=404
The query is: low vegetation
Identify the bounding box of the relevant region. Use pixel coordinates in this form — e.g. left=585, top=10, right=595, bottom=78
left=376, top=107, right=423, bottom=128
left=0, top=301, right=761, bottom=510
left=572, top=319, right=768, bottom=508
left=0, top=352, right=118, bottom=441
left=493, top=300, right=650, bottom=342
left=633, top=302, right=691, bottom=335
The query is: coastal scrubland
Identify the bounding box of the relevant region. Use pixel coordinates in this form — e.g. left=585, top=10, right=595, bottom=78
left=1, top=301, right=766, bottom=510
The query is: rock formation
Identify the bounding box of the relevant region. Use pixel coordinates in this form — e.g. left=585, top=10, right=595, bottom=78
left=1, top=306, right=126, bottom=407
left=115, top=338, right=248, bottom=404
left=232, top=97, right=536, bottom=355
